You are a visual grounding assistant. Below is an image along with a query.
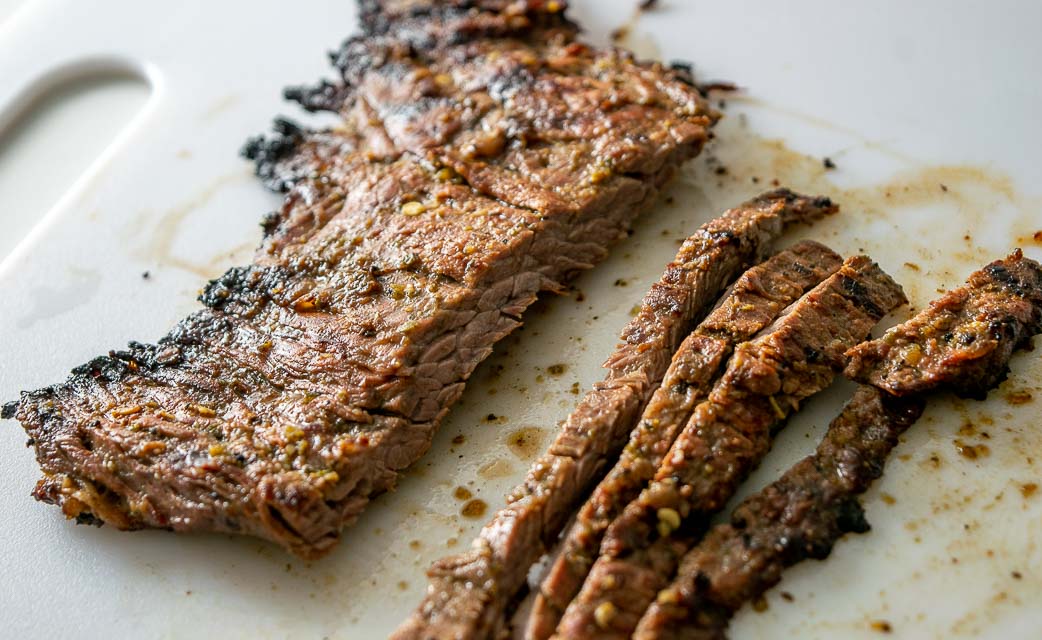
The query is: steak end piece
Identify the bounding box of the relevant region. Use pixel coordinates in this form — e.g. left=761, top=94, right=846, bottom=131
left=392, top=192, right=837, bottom=640
left=846, top=249, right=1042, bottom=398
left=7, top=0, right=716, bottom=558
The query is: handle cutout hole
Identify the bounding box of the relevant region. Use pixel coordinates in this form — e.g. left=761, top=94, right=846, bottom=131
left=0, top=67, right=150, bottom=261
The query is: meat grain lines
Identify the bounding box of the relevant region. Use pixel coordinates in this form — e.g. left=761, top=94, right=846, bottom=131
left=633, top=386, right=925, bottom=640
left=635, top=251, right=1042, bottom=639
left=399, top=230, right=1041, bottom=636
left=393, top=191, right=837, bottom=640
left=525, top=240, right=845, bottom=640
left=4, top=1, right=715, bottom=557
left=551, top=254, right=906, bottom=639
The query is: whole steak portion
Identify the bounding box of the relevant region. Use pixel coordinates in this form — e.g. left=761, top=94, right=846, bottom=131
left=4, top=0, right=715, bottom=558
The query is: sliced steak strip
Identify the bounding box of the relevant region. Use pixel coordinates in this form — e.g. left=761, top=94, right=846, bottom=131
left=632, top=386, right=925, bottom=640
left=846, top=249, right=1042, bottom=398
left=391, top=192, right=837, bottom=640
left=636, top=252, right=1042, bottom=640
left=552, top=255, right=907, bottom=639
left=525, top=241, right=843, bottom=640
left=6, top=1, right=715, bottom=558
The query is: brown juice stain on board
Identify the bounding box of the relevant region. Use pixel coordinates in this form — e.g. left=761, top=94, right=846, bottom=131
left=676, top=111, right=1042, bottom=311
left=954, top=440, right=990, bottom=460
left=507, top=427, right=546, bottom=461
left=610, top=6, right=661, bottom=61
left=135, top=170, right=255, bottom=279
left=479, top=458, right=515, bottom=479
left=201, top=93, right=242, bottom=122
left=461, top=499, right=488, bottom=518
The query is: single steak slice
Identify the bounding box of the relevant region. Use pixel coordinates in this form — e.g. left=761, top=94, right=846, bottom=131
left=4, top=0, right=715, bottom=558
left=392, top=192, right=837, bottom=640
left=846, top=249, right=1042, bottom=398
left=553, top=255, right=907, bottom=639
left=633, top=386, right=925, bottom=640
left=525, top=241, right=843, bottom=640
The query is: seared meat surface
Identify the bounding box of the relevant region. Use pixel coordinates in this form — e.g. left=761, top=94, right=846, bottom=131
left=553, top=256, right=906, bottom=639
left=636, top=252, right=1042, bottom=640
left=525, top=240, right=843, bottom=640
left=633, top=387, right=925, bottom=640
left=393, top=192, right=836, bottom=640
left=4, top=0, right=716, bottom=558
left=846, top=250, right=1042, bottom=398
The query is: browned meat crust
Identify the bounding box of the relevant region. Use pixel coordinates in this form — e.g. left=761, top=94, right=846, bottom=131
left=391, top=192, right=836, bottom=640
left=632, top=386, right=925, bottom=640
left=280, top=2, right=709, bottom=219
left=552, top=256, right=907, bottom=639
left=635, top=252, right=1042, bottom=640
left=3, top=1, right=716, bottom=558
left=525, top=241, right=844, bottom=640
left=846, top=250, right=1042, bottom=398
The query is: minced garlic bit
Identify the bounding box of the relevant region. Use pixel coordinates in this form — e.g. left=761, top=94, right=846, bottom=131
left=112, top=405, right=143, bottom=418
left=903, top=343, right=923, bottom=365
left=188, top=404, right=216, bottom=417
left=768, top=396, right=786, bottom=419
left=401, top=201, right=427, bottom=216
left=594, top=601, right=617, bottom=629
left=656, top=588, right=680, bottom=605
left=657, top=507, right=682, bottom=531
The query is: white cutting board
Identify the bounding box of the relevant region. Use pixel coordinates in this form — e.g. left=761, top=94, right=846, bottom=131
left=1, top=1, right=1041, bottom=638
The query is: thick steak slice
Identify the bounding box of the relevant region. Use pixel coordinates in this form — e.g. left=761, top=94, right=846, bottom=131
left=846, top=250, right=1042, bottom=398
left=525, top=241, right=843, bottom=640
left=553, top=256, right=907, bottom=639
left=4, top=1, right=714, bottom=558
left=392, top=192, right=836, bottom=640
left=633, top=387, right=925, bottom=640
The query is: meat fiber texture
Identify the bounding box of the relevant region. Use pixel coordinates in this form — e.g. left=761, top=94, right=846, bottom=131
left=637, top=251, right=1042, bottom=639
left=392, top=191, right=837, bottom=640
left=5, top=0, right=716, bottom=558
left=633, top=386, right=925, bottom=640
left=551, top=255, right=906, bottom=639
left=524, top=240, right=844, bottom=640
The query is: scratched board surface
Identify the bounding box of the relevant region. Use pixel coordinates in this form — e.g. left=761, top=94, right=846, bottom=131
left=0, top=1, right=1040, bottom=638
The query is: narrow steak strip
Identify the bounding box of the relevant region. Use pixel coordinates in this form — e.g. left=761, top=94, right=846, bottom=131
left=525, top=241, right=843, bottom=640
left=633, top=386, right=925, bottom=640
left=553, top=256, right=906, bottom=639
left=4, top=1, right=716, bottom=558
left=846, top=249, right=1042, bottom=398
left=636, top=252, right=1042, bottom=640
left=392, top=192, right=837, bottom=640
